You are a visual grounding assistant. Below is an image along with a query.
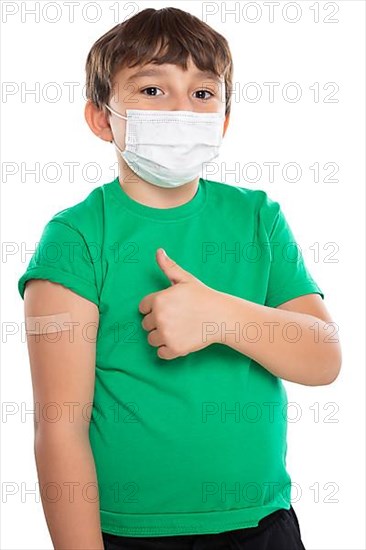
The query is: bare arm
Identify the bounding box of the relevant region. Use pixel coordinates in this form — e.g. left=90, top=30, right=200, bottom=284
left=210, top=292, right=342, bottom=386
left=24, top=279, right=104, bottom=550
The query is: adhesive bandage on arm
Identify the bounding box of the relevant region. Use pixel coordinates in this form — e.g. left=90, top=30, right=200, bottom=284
left=25, top=312, right=73, bottom=335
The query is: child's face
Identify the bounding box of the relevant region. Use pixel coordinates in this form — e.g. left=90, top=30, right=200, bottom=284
left=111, top=56, right=226, bottom=116
left=86, top=56, right=230, bottom=147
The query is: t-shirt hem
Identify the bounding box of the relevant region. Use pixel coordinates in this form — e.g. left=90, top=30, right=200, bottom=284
left=100, top=502, right=291, bottom=537
left=18, top=266, right=99, bottom=306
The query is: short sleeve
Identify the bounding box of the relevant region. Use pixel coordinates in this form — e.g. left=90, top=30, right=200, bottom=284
left=263, top=198, right=325, bottom=308
left=18, top=219, right=99, bottom=306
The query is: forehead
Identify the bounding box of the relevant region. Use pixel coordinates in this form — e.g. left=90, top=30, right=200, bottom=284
left=115, top=60, right=223, bottom=85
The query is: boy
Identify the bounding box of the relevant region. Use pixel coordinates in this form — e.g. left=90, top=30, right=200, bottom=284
left=18, top=7, right=341, bottom=550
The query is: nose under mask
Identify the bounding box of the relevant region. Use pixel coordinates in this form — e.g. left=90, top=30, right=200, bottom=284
left=105, top=104, right=225, bottom=189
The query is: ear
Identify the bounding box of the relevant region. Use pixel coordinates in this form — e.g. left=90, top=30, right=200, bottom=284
left=84, top=99, right=113, bottom=143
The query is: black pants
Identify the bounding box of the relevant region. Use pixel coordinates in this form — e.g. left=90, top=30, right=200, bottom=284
left=102, top=506, right=306, bottom=549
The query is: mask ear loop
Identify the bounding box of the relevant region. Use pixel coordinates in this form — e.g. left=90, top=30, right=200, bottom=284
left=105, top=103, right=128, bottom=120
left=104, top=104, right=128, bottom=146
left=105, top=104, right=143, bottom=180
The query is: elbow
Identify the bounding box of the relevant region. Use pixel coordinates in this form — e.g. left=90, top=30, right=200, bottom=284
left=322, top=363, right=341, bottom=385
left=320, top=344, right=343, bottom=385
left=34, top=423, right=90, bottom=450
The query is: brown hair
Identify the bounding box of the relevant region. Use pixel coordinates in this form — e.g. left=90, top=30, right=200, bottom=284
left=85, top=7, right=233, bottom=116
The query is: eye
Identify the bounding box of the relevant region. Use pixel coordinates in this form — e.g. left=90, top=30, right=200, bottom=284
left=140, top=87, right=163, bottom=96
left=194, top=89, right=215, bottom=100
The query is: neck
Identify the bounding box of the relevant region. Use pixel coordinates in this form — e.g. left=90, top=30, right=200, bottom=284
left=117, top=161, right=200, bottom=209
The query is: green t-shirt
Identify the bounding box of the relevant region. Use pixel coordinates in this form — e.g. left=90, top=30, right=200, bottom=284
left=18, top=177, right=324, bottom=537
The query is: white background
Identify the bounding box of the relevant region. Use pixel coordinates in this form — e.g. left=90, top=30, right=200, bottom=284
left=1, top=1, right=365, bottom=549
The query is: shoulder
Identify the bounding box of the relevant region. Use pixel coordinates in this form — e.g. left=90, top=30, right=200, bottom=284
left=204, top=178, right=278, bottom=207
left=203, top=178, right=281, bottom=227
left=46, top=183, right=107, bottom=242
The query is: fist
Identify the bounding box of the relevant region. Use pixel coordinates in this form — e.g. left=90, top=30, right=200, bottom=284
left=138, top=249, right=222, bottom=360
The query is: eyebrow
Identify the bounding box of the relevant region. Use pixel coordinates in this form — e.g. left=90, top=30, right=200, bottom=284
left=126, top=67, right=222, bottom=83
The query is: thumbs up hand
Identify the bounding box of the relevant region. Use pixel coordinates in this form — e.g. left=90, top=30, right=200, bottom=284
left=138, top=248, right=223, bottom=360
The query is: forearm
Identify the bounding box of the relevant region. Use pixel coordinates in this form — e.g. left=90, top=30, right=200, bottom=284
left=210, top=291, right=341, bottom=386
left=35, top=430, right=104, bottom=550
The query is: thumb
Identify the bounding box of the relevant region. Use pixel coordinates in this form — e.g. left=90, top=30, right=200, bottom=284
left=156, top=248, right=193, bottom=285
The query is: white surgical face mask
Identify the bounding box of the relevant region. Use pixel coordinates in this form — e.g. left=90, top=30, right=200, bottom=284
left=105, top=104, right=225, bottom=188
